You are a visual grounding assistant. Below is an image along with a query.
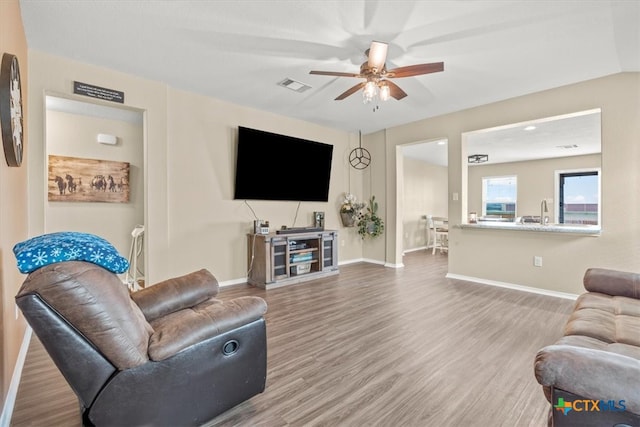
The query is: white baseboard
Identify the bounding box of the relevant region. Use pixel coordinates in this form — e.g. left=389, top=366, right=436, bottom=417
left=219, top=277, right=251, bottom=287
left=403, top=246, right=427, bottom=254
left=384, top=262, right=404, bottom=268
left=445, top=273, right=579, bottom=300
left=0, top=327, right=32, bottom=427
left=338, top=258, right=365, bottom=266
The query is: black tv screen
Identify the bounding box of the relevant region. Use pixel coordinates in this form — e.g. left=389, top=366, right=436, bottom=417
left=234, top=126, right=334, bottom=202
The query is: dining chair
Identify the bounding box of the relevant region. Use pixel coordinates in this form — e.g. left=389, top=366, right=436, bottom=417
left=426, top=215, right=448, bottom=254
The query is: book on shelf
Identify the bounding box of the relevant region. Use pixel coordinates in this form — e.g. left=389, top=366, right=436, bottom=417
left=291, top=253, right=313, bottom=263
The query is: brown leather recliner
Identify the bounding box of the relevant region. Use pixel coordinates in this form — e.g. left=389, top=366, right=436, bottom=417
left=15, top=260, right=268, bottom=427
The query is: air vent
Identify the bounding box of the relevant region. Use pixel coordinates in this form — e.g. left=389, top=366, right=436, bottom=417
left=556, top=144, right=579, bottom=149
left=277, top=78, right=312, bottom=93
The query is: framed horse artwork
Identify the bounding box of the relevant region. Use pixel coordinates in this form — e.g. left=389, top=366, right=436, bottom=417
left=48, top=155, right=130, bottom=203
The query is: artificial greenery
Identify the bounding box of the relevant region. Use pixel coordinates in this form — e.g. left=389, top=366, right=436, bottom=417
left=340, top=193, right=366, bottom=227
left=340, top=193, right=365, bottom=214
left=357, top=195, right=384, bottom=239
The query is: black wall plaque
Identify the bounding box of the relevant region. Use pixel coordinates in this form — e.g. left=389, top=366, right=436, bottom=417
left=73, top=81, right=124, bottom=103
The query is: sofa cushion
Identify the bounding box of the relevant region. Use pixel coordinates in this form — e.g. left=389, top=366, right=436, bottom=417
left=584, top=267, right=640, bottom=299
left=147, top=296, right=267, bottom=361
left=566, top=293, right=640, bottom=346
left=131, top=269, right=219, bottom=322
left=14, top=231, right=129, bottom=274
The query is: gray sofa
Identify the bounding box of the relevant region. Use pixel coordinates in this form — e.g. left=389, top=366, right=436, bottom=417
left=535, top=267, right=640, bottom=427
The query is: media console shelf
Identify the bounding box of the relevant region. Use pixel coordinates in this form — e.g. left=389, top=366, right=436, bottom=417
left=247, top=230, right=339, bottom=289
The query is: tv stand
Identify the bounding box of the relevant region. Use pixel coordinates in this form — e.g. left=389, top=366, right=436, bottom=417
left=247, top=230, right=339, bottom=289
left=276, top=226, right=324, bottom=235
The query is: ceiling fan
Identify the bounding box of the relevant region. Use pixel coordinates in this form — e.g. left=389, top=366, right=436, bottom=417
left=309, top=41, right=444, bottom=103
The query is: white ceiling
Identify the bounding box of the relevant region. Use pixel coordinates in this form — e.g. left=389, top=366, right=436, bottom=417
left=20, top=1, right=639, bottom=137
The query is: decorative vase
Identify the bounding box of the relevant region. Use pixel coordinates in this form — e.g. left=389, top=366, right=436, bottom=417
left=340, top=212, right=356, bottom=227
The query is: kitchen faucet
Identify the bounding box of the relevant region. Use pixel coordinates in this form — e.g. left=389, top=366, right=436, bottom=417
left=540, top=199, right=548, bottom=225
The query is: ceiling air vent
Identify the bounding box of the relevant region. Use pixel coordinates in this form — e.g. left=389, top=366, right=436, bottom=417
left=277, top=78, right=312, bottom=93
left=556, top=144, right=579, bottom=149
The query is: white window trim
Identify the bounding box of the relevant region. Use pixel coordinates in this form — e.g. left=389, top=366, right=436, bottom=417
left=481, top=175, right=518, bottom=217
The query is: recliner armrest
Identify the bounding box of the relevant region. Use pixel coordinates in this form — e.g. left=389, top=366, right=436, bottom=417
left=131, top=269, right=219, bottom=321
left=147, top=296, right=267, bottom=361
left=584, top=267, right=640, bottom=299
left=535, top=344, right=640, bottom=415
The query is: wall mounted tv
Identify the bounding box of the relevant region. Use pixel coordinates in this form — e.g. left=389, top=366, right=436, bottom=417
left=234, top=126, right=334, bottom=202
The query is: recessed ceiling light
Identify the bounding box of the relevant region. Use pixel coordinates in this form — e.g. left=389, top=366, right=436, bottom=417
left=437, top=141, right=446, bottom=145
left=524, top=125, right=536, bottom=131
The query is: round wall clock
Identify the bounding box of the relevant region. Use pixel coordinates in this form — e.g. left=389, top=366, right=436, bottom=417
left=0, top=53, right=23, bottom=167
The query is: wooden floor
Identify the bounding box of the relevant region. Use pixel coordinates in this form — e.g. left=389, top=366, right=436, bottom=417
left=11, top=251, right=573, bottom=426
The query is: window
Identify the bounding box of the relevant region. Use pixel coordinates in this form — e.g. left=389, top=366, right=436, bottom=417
left=482, top=175, right=517, bottom=218
left=556, top=169, right=600, bottom=225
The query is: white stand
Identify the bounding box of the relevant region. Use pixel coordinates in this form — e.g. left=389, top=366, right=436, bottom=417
left=126, top=225, right=145, bottom=291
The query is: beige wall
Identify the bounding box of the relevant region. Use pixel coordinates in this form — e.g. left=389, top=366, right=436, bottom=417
left=28, top=50, right=171, bottom=284
left=362, top=129, right=387, bottom=264
left=27, top=50, right=369, bottom=286
left=164, top=87, right=364, bottom=279
left=402, top=157, right=448, bottom=251
left=467, top=154, right=601, bottom=220
left=0, top=0, right=28, bottom=403
left=45, top=108, right=144, bottom=259
left=381, top=72, right=640, bottom=294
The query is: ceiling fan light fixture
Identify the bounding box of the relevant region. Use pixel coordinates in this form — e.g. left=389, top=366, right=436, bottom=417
left=363, top=81, right=377, bottom=103
left=368, top=41, right=388, bottom=72
left=468, top=154, right=489, bottom=164
left=309, top=40, right=444, bottom=103
left=379, top=82, right=390, bottom=101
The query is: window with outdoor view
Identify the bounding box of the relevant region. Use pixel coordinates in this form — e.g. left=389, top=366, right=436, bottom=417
left=482, top=175, right=517, bottom=219
left=556, top=169, right=600, bottom=225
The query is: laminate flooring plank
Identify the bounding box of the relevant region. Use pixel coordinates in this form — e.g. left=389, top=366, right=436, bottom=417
left=10, top=251, right=573, bottom=426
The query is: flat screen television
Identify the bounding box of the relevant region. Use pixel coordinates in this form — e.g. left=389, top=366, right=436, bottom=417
left=234, top=126, right=334, bottom=202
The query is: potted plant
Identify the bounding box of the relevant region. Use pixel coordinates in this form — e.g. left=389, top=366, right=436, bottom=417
left=357, top=195, right=384, bottom=239
left=340, top=193, right=365, bottom=227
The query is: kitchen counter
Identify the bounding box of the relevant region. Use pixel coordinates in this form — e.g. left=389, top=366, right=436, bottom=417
left=459, top=222, right=601, bottom=235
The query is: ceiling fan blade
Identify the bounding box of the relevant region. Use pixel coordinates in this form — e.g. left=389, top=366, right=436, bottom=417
left=385, top=80, right=408, bottom=100
left=335, top=82, right=366, bottom=100
left=309, top=70, right=361, bottom=77
left=386, top=62, right=444, bottom=78
left=367, top=41, right=388, bottom=71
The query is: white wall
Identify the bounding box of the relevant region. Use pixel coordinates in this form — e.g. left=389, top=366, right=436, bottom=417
left=402, top=157, right=448, bottom=251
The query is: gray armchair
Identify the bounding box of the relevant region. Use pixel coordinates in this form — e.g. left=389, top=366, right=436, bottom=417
left=15, top=260, right=267, bottom=426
